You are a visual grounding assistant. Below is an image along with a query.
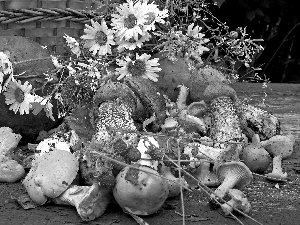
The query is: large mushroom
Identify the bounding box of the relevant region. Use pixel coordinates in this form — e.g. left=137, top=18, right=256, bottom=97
left=203, top=82, right=244, bottom=160
left=22, top=150, right=79, bottom=205
left=113, top=165, right=169, bottom=216
left=261, top=134, right=295, bottom=181
left=220, top=189, right=251, bottom=216
left=211, top=161, right=253, bottom=200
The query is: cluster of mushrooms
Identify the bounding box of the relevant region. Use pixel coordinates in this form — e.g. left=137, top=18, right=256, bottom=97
left=0, top=66, right=296, bottom=222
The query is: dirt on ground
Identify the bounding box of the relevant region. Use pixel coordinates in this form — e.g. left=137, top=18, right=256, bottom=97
left=1, top=83, right=300, bottom=225
left=1, top=141, right=300, bottom=225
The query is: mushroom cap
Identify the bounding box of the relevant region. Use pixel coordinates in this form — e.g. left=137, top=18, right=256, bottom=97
left=195, top=160, right=220, bottom=187
left=240, top=136, right=271, bottom=173
left=113, top=165, right=169, bottom=215
left=187, top=101, right=207, bottom=117
left=93, top=81, right=137, bottom=111
left=23, top=150, right=79, bottom=205
left=261, top=134, right=295, bottom=159
left=0, top=159, right=25, bottom=183
left=215, top=161, right=253, bottom=189
left=203, top=82, right=237, bottom=103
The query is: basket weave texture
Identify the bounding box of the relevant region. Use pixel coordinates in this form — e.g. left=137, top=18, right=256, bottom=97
left=0, top=0, right=98, bottom=55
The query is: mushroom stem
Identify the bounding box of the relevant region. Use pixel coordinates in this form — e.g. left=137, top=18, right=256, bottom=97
left=159, top=163, right=189, bottom=198
left=176, top=85, right=189, bottom=111
left=212, top=175, right=240, bottom=199
left=266, top=154, right=287, bottom=181
left=53, top=183, right=111, bottom=221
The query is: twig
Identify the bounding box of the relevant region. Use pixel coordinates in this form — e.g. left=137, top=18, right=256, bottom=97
left=176, top=138, right=185, bottom=225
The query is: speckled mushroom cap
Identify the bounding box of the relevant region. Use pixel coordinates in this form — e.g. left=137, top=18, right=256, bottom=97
left=22, top=150, right=79, bottom=205
left=203, top=82, right=237, bottom=104
left=215, top=161, right=253, bottom=189
left=93, top=81, right=137, bottom=111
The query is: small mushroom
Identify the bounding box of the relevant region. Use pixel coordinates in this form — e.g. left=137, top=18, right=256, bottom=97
left=0, top=156, right=25, bottom=183
left=211, top=161, right=253, bottom=200
left=53, top=183, right=111, bottom=221
left=261, top=134, right=295, bottom=181
left=261, top=133, right=295, bottom=159
left=193, top=159, right=220, bottom=187
left=186, top=100, right=207, bottom=118
left=240, top=134, right=271, bottom=173
left=159, top=162, right=189, bottom=198
left=221, top=189, right=251, bottom=216
left=22, top=150, right=79, bottom=205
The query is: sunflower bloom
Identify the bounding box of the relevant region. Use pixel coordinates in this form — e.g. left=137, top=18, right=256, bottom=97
left=111, top=0, right=147, bottom=41
left=81, top=19, right=115, bottom=56
left=116, top=53, right=161, bottom=82
left=4, top=80, right=34, bottom=115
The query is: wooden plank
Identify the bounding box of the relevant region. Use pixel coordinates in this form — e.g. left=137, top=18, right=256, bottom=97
left=233, top=83, right=300, bottom=140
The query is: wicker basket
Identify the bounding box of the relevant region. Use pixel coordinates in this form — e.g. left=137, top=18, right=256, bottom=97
left=0, top=0, right=99, bottom=55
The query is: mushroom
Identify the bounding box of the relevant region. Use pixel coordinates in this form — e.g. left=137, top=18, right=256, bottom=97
left=22, top=150, right=79, bottom=205
left=261, top=134, right=295, bottom=181
left=211, top=161, right=253, bottom=200
left=240, top=134, right=271, bottom=173
left=175, top=85, right=207, bottom=134
left=220, top=189, right=251, bottom=216
left=159, top=162, right=189, bottom=198
left=53, top=183, right=111, bottom=221
left=193, top=159, right=220, bottom=187
left=203, top=82, right=244, bottom=158
left=186, top=100, right=207, bottom=118
left=0, top=156, right=25, bottom=183
left=113, top=165, right=169, bottom=215
left=235, top=98, right=280, bottom=141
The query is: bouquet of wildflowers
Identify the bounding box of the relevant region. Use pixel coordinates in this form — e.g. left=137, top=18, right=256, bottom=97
left=0, top=0, right=263, bottom=120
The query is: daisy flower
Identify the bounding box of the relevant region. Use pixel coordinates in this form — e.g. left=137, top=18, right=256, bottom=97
left=3, top=80, right=34, bottom=115
left=116, top=53, right=161, bottom=82
left=142, top=2, right=168, bottom=31
left=0, top=51, right=13, bottom=93
left=111, top=0, right=147, bottom=41
left=64, top=34, right=81, bottom=57
left=81, top=19, right=115, bottom=56
left=117, top=32, right=151, bottom=52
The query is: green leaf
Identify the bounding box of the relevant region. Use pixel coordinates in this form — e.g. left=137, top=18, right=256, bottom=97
left=66, top=106, right=95, bottom=142
left=31, top=101, right=55, bottom=121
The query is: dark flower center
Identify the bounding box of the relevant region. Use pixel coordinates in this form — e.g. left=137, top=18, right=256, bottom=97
left=124, top=14, right=137, bottom=29
left=145, top=12, right=156, bottom=25
left=127, top=60, right=146, bottom=76
left=96, top=31, right=107, bottom=45
left=15, top=88, right=25, bottom=103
